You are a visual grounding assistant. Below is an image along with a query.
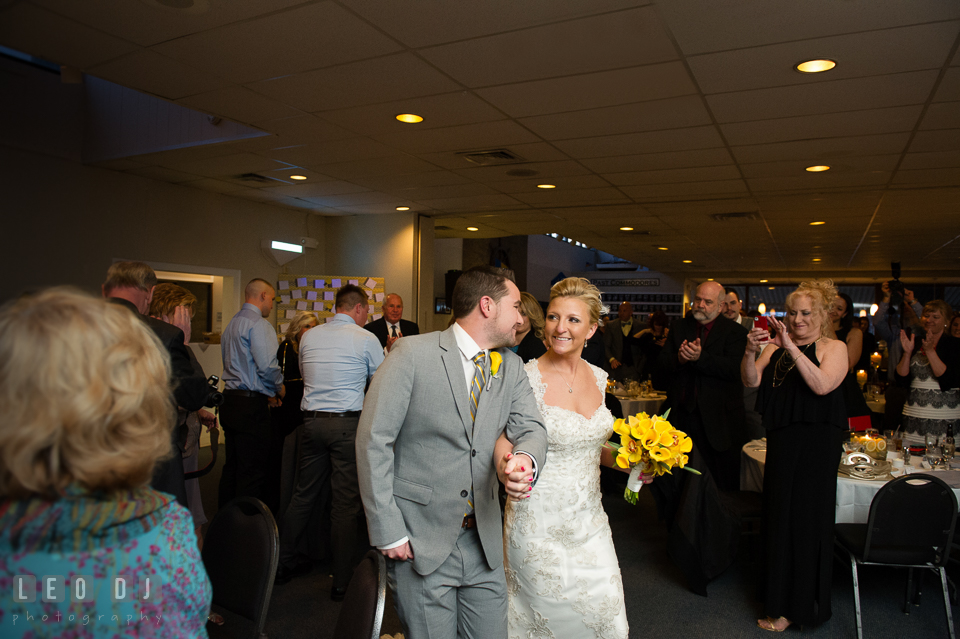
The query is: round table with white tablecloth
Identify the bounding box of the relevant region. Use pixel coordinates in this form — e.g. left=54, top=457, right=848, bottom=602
left=611, top=393, right=666, bottom=418
left=740, top=439, right=960, bottom=524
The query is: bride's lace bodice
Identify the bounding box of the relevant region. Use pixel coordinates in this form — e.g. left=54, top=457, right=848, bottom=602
left=504, top=359, right=628, bottom=639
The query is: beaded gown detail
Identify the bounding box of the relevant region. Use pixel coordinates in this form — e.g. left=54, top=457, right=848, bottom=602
left=504, top=360, right=629, bottom=639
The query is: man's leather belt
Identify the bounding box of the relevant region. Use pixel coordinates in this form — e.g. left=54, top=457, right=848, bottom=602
left=303, top=410, right=361, bottom=419
left=462, top=514, right=477, bottom=529
left=223, top=389, right=266, bottom=398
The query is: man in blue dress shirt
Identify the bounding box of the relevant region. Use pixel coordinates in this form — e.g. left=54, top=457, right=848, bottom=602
left=275, top=284, right=384, bottom=598
left=219, top=278, right=285, bottom=510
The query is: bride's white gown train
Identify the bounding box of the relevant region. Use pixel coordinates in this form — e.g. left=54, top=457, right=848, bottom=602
left=504, top=360, right=629, bottom=639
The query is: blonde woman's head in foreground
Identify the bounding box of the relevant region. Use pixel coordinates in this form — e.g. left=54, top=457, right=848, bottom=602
left=0, top=288, right=175, bottom=499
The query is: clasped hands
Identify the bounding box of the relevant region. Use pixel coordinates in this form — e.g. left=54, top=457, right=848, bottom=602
left=497, top=452, right=535, bottom=501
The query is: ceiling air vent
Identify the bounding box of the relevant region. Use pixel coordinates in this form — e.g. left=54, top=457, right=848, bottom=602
left=711, top=211, right=759, bottom=222
left=458, top=149, right=525, bottom=166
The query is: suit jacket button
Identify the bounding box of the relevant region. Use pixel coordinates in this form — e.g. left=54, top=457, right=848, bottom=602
left=460, top=490, right=468, bottom=498
left=472, top=449, right=477, bottom=457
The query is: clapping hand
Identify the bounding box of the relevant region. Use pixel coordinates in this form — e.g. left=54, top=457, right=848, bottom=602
left=767, top=316, right=794, bottom=352
left=498, top=452, right=534, bottom=501
left=899, top=329, right=915, bottom=355
left=678, top=338, right=701, bottom=362
left=172, top=306, right=192, bottom=344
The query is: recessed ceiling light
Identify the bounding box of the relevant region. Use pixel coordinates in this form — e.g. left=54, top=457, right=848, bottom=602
left=682, top=260, right=692, bottom=264
left=467, top=226, right=479, bottom=232
left=657, top=246, right=668, bottom=251
left=395, top=113, right=423, bottom=123
left=620, top=226, right=634, bottom=231
left=707, top=278, right=714, bottom=281
left=812, top=258, right=821, bottom=262
left=769, top=286, right=775, bottom=290
left=760, top=279, right=768, bottom=283
left=806, top=165, right=831, bottom=172
left=396, top=206, right=410, bottom=211
left=290, top=175, right=307, bottom=180
left=809, top=220, right=826, bottom=225
left=796, top=59, right=836, bottom=74
left=537, top=184, right=556, bottom=189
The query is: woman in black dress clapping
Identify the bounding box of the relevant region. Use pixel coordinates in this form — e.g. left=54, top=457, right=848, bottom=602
left=741, top=280, right=848, bottom=632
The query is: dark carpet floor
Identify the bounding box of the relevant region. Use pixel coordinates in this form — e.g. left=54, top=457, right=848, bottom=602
left=197, top=447, right=957, bottom=638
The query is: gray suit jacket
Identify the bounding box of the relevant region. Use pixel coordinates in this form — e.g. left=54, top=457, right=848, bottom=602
left=356, top=326, right=547, bottom=576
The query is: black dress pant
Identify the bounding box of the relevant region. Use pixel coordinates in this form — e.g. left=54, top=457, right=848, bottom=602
left=218, top=392, right=274, bottom=511
left=279, top=415, right=362, bottom=588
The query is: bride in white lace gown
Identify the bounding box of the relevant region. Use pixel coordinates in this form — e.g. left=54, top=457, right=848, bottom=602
left=496, top=278, right=630, bottom=639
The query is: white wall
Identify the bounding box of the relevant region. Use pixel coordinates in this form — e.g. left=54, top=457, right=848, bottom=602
left=0, top=145, right=326, bottom=307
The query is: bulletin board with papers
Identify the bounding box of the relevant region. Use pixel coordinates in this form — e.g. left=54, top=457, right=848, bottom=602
left=275, top=275, right=385, bottom=336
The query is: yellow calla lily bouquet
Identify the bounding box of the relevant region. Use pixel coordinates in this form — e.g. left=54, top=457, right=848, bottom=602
left=606, top=409, right=699, bottom=504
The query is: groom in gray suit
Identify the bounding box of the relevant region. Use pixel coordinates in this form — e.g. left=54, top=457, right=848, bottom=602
left=357, top=266, right=548, bottom=639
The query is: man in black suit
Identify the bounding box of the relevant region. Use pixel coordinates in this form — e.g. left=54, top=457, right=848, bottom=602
left=364, top=293, right=419, bottom=353
left=603, top=301, right=639, bottom=381
left=103, top=261, right=209, bottom=507
left=659, top=281, right=748, bottom=491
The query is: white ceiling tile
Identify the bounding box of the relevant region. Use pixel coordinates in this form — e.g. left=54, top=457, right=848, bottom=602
left=707, top=71, right=940, bottom=123
left=301, top=191, right=400, bottom=207
left=314, top=155, right=445, bottom=181
left=249, top=54, right=461, bottom=112
left=747, top=171, right=890, bottom=192
left=519, top=95, right=712, bottom=141
left=721, top=106, right=922, bottom=146
left=909, top=129, right=960, bottom=153
left=373, top=120, right=540, bottom=155
left=918, top=101, right=960, bottom=130
left=555, top=126, right=725, bottom=159
left=32, top=0, right=308, bottom=47
left=158, top=152, right=290, bottom=178
left=125, top=165, right=199, bottom=183
left=349, top=171, right=472, bottom=192
left=420, top=7, right=677, bottom=87
left=338, top=0, right=644, bottom=48
left=453, top=160, right=593, bottom=184
left=583, top=148, right=735, bottom=173
left=689, top=23, right=959, bottom=95
left=379, top=183, right=500, bottom=201
left=489, top=174, right=610, bottom=194
left=253, top=115, right=357, bottom=143
left=891, top=167, right=960, bottom=185
left=262, top=181, right=370, bottom=198
left=321, top=92, right=506, bottom=137
left=413, top=193, right=527, bottom=211
left=509, top=186, right=631, bottom=206
left=262, top=138, right=396, bottom=166
left=933, top=67, right=960, bottom=103
left=176, top=87, right=301, bottom=124
left=87, top=49, right=231, bottom=100
left=416, top=143, right=570, bottom=170
left=606, top=165, right=742, bottom=186
left=898, top=150, right=960, bottom=170
left=476, top=62, right=697, bottom=118
left=624, top=180, right=748, bottom=199
left=741, top=155, right=899, bottom=178
left=658, top=0, right=960, bottom=55
left=183, top=178, right=250, bottom=194
left=151, top=3, right=401, bottom=84
left=732, top=133, right=911, bottom=164
left=0, top=2, right=138, bottom=68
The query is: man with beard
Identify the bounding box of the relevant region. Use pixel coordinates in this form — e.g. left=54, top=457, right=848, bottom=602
left=357, top=265, right=547, bottom=639
left=722, top=288, right=753, bottom=329
left=659, top=281, right=749, bottom=490
left=655, top=280, right=749, bottom=595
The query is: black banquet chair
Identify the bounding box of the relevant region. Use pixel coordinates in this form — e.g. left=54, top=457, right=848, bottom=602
left=333, top=550, right=388, bottom=639
left=202, top=497, right=279, bottom=639
left=835, top=474, right=958, bottom=639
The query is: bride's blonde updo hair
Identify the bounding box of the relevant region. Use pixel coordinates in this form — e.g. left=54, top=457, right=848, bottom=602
left=549, top=277, right=608, bottom=326
left=785, top=279, right=838, bottom=338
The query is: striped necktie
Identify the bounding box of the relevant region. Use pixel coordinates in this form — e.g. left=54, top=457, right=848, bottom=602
left=469, top=352, right=487, bottom=423
left=465, top=352, right=487, bottom=515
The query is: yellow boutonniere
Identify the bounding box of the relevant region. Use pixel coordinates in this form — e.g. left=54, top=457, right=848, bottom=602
left=490, top=351, right=502, bottom=378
